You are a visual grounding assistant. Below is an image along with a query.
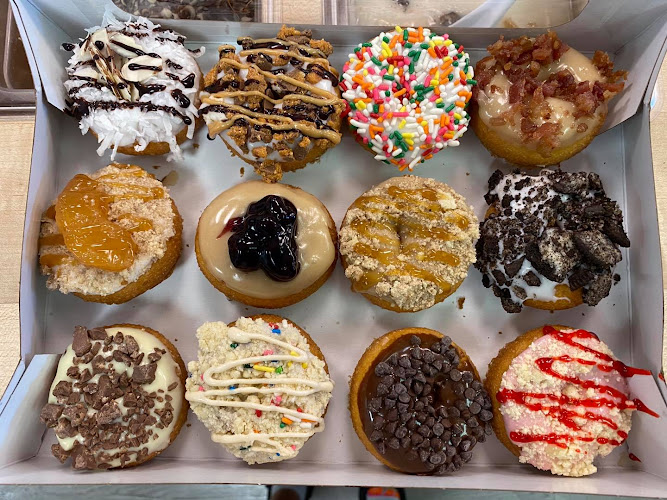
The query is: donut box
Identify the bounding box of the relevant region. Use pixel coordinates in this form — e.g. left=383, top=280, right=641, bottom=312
left=2, top=0, right=667, bottom=495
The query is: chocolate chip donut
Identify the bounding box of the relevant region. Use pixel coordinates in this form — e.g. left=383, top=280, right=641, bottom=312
left=40, top=324, right=187, bottom=470
left=349, top=327, right=493, bottom=475
left=199, top=26, right=345, bottom=182
left=471, top=32, right=626, bottom=167
left=476, top=169, right=630, bottom=313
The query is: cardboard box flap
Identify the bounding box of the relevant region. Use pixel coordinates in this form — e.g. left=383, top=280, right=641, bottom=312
left=14, top=0, right=667, bottom=131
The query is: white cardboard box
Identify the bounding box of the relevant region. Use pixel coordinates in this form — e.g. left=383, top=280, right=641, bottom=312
left=2, top=0, right=667, bottom=495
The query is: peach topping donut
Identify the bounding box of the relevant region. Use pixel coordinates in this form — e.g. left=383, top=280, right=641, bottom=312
left=471, top=32, right=626, bottom=167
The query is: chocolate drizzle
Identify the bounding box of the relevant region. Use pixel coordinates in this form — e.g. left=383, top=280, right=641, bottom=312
left=70, top=97, right=192, bottom=125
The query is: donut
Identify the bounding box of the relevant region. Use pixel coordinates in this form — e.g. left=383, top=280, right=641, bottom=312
left=195, top=180, right=337, bottom=308
left=185, top=315, right=334, bottom=464
left=199, top=26, right=345, bottom=182
left=339, top=176, right=478, bottom=312
left=38, top=163, right=182, bottom=304
left=485, top=325, right=658, bottom=477
left=471, top=32, right=626, bottom=167
left=340, top=27, right=474, bottom=171
left=349, top=327, right=493, bottom=475
left=40, top=324, right=187, bottom=470
left=475, top=169, right=630, bottom=313
left=62, top=17, right=203, bottom=160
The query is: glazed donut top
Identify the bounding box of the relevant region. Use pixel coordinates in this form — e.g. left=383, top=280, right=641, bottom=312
left=339, top=176, right=478, bottom=312
left=38, top=164, right=177, bottom=297
left=197, top=181, right=336, bottom=300
left=341, top=27, right=474, bottom=171
left=40, top=325, right=184, bottom=470
left=498, top=326, right=656, bottom=477
left=474, top=32, right=626, bottom=152
left=63, top=17, right=202, bottom=159
left=361, top=333, right=493, bottom=475
left=185, top=317, right=333, bottom=464
left=475, top=169, right=630, bottom=313
left=199, top=26, right=345, bottom=181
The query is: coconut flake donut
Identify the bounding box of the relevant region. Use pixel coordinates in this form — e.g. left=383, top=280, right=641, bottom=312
left=63, top=17, right=203, bottom=159
left=475, top=169, right=630, bottom=313
left=340, top=27, right=475, bottom=171
left=485, top=325, right=658, bottom=477
left=339, top=176, right=478, bottom=312
left=472, top=32, right=626, bottom=167
left=199, top=26, right=345, bottom=182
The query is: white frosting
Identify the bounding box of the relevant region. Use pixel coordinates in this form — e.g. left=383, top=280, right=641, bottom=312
left=48, top=326, right=184, bottom=468
left=64, top=16, right=203, bottom=160
left=186, top=318, right=333, bottom=464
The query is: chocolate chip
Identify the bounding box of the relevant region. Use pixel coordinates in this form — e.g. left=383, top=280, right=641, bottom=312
left=455, top=400, right=468, bottom=411
left=381, top=374, right=395, bottom=386
left=386, top=408, right=398, bottom=422
left=40, top=404, right=63, bottom=427
left=461, top=371, right=474, bottom=384
left=410, top=348, right=422, bottom=360
left=387, top=353, right=399, bottom=366
left=370, top=430, right=383, bottom=442
left=411, top=432, right=423, bottom=445
left=384, top=397, right=396, bottom=409
left=387, top=437, right=400, bottom=449
left=464, top=388, right=476, bottom=400
left=372, top=416, right=384, bottom=430
left=410, top=335, right=421, bottom=346
left=395, top=367, right=406, bottom=378
left=450, top=369, right=461, bottom=382
left=395, top=426, right=408, bottom=439
left=400, top=436, right=411, bottom=448
left=460, top=439, right=472, bottom=452
left=398, top=392, right=410, bottom=404
left=374, top=362, right=391, bottom=376
left=422, top=384, right=432, bottom=396
left=469, top=402, right=482, bottom=415
left=419, top=449, right=430, bottom=462
left=397, top=402, right=409, bottom=413
left=417, top=425, right=431, bottom=437
left=422, top=350, right=435, bottom=363
left=429, top=452, right=445, bottom=465
left=460, top=451, right=473, bottom=463
left=414, top=401, right=425, bottom=411
left=453, top=383, right=465, bottom=397
left=398, top=356, right=411, bottom=368
left=432, top=422, right=445, bottom=436
left=369, top=397, right=382, bottom=412
left=377, top=383, right=389, bottom=396
left=445, top=445, right=457, bottom=457
left=452, top=434, right=463, bottom=447
left=431, top=437, right=444, bottom=450
left=394, top=382, right=407, bottom=395
left=72, top=326, right=91, bottom=357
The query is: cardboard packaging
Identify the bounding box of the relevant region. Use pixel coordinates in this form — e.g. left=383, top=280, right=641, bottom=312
left=2, top=0, right=667, bottom=495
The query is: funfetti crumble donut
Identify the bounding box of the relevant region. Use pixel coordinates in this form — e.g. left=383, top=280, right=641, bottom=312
left=476, top=169, right=630, bottom=313
left=40, top=324, right=187, bottom=470
left=186, top=315, right=333, bottom=464
left=199, top=26, right=345, bottom=182
left=472, top=32, right=626, bottom=167
left=485, top=325, right=658, bottom=477
left=341, top=27, right=475, bottom=171
left=63, top=17, right=203, bottom=160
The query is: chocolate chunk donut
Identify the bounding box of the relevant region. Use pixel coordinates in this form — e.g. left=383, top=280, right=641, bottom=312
left=199, top=25, right=345, bottom=182
left=40, top=324, right=187, bottom=470
left=476, top=169, right=630, bottom=313
left=349, top=327, right=493, bottom=474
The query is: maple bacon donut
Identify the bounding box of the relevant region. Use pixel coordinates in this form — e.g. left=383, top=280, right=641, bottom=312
left=195, top=181, right=337, bottom=308
left=349, top=327, right=493, bottom=475
left=339, top=176, right=478, bottom=312
left=63, top=17, right=203, bottom=159
left=199, top=26, right=345, bottom=182
left=472, top=32, right=626, bottom=167
left=185, top=315, right=333, bottom=464
left=40, top=324, right=187, bottom=469
left=486, top=325, right=658, bottom=477
left=38, top=164, right=182, bottom=304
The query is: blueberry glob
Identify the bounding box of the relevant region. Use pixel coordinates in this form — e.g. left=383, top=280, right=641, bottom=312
left=226, top=195, right=300, bottom=282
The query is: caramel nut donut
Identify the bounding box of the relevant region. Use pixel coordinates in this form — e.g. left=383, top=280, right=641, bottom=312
left=195, top=181, right=337, bottom=308
left=485, top=325, right=657, bottom=477
left=472, top=32, right=626, bottom=167
left=475, top=169, right=629, bottom=313
left=185, top=315, right=333, bottom=465
left=199, top=26, right=345, bottom=182
left=339, top=176, right=478, bottom=312
left=349, top=327, right=493, bottom=475
left=40, top=324, right=187, bottom=470
left=38, top=164, right=182, bottom=304
left=63, top=18, right=203, bottom=160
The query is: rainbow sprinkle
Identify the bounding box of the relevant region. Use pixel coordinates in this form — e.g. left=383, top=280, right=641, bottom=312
left=341, top=27, right=474, bottom=171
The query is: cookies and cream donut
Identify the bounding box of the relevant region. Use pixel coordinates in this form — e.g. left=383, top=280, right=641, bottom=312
left=38, top=163, right=182, bottom=304
left=63, top=17, right=203, bottom=159
left=339, top=176, right=478, bottom=312
left=349, top=328, right=493, bottom=475
left=476, top=169, right=630, bottom=313
left=199, top=26, right=345, bottom=182
left=40, top=324, right=187, bottom=470
left=485, top=325, right=658, bottom=477
left=185, top=315, right=333, bottom=465
left=472, top=32, right=626, bottom=167
left=341, top=27, right=475, bottom=171
left=195, top=180, right=337, bottom=308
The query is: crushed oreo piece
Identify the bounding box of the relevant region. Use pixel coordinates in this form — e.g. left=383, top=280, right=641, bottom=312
left=476, top=170, right=629, bottom=312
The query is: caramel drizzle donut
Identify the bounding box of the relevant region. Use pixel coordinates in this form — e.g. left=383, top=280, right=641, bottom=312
left=473, top=32, right=626, bottom=155
left=40, top=325, right=186, bottom=470
left=339, top=176, right=478, bottom=312
left=475, top=169, right=630, bottom=313
left=63, top=17, right=203, bottom=159
left=39, top=164, right=178, bottom=298
left=199, top=26, right=345, bottom=180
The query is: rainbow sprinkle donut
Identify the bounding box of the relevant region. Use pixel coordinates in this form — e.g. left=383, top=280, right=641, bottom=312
left=341, top=27, right=475, bottom=171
